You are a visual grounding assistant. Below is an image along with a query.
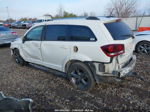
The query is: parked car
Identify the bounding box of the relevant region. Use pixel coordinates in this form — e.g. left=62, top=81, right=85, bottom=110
left=11, top=21, right=22, bottom=28
left=0, top=26, right=18, bottom=45
left=3, top=22, right=11, bottom=27
left=31, top=19, right=45, bottom=27
left=0, top=22, right=3, bottom=26
left=21, top=21, right=34, bottom=29
left=11, top=21, right=18, bottom=28
left=11, top=17, right=136, bottom=91
left=134, top=31, right=150, bottom=54
left=12, top=21, right=35, bottom=29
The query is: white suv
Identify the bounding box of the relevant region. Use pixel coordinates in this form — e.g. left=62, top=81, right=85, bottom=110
left=11, top=17, right=136, bottom=91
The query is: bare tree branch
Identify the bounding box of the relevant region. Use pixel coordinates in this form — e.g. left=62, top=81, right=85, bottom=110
left=105, top=0, right=137, bottom=18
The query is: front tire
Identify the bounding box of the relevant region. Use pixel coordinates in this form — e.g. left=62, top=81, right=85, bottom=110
left=13, top=49, right=28, bottom=66
left=67, top=62, right=95, bottom=91
left=136, top=41, right=150, bottom=54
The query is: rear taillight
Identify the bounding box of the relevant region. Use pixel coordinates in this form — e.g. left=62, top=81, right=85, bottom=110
left=4, top=24, right=8, bottom=26
left=116, top=19, right=122, bottom=22
left=101, top=44, right=125, bottom=57
left=11, top=32, right=17, bottom=35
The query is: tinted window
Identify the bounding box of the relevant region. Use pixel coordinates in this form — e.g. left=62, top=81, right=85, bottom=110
left=26, top=26, right=43, bottom=41
left=45, top=25, right=96, bottom=41
left=69, top=26, right=96, bottom=41
left=105, top=21, right=133, bottom=40
left=45, top=25, right=68, bottom=41
left=0, top=27, right=10, bottom=31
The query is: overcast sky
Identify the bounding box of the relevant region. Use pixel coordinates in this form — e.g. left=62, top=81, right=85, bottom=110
left=0, top=0, right=149, bottom=20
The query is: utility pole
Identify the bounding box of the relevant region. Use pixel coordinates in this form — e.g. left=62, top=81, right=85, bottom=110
left=6, top=7, right=10, bottom=22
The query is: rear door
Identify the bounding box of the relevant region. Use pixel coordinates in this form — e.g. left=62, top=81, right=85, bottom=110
left=105, top=20, right=134, bottom=67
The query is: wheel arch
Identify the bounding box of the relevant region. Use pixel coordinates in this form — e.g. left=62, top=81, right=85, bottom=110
left=12, top=47, right=18, bottom=52
left=11, top=48, right=19, bottom=56
left=135, top=40, right=150, bottom=51
left=65, top=60, right=83, bottom=73
left=64, top=59, right=98, bottom=83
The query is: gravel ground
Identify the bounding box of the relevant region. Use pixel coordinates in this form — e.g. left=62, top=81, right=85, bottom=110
left=0, top=29, right=150, bottom=112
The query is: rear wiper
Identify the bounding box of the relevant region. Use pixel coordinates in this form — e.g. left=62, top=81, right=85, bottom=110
left=122, top=34, right=135, bottom=39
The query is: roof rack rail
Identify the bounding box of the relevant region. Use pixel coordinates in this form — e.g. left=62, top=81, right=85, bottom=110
left=52, top=16, right=117, bottom=21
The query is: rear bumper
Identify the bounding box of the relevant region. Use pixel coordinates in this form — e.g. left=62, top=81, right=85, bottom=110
left=118, top=55, right=136, bottom=78
left=0, top=38, right=18, bottom=45
left=88, top=55, right=136, bottom=83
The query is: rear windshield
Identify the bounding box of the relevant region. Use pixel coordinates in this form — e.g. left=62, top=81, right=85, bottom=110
left=105, top=21, right=133, bottom=40
left=0, top=27, right=10, bottom=31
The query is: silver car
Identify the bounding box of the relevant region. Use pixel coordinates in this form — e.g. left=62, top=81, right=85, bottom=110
left=0, top=26, right=18, bottom=45
left=11, top=21, right=22, bottom=28
left=21, top=21, right=33, bottom=29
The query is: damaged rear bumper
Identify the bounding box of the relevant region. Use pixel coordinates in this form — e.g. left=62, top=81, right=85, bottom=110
left=119, top=55, right=136, bottom=78
left=87, top=55, right=136, bottom=83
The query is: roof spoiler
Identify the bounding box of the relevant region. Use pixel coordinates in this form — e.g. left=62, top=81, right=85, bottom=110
left=86, top=16, right=100, bottom=20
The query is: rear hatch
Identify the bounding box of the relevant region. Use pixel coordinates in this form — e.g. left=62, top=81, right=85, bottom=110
left=104, top=20, right=134, bottom=67
left=0, top=31, right=11, bottom=38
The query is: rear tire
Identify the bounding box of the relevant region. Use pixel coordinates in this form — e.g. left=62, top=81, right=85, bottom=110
left=67, top=62, right=95, bottom=91
left=136, top=41, right=150, bottom=54
left=13, top=49, right=28, bottom=66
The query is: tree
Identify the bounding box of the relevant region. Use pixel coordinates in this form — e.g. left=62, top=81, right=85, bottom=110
left=6, top=18, right=15, bottom=22
left=54, top=5, right=77, bottom=19
left=148, top=7, right=150, bottom=15
left=19, top=18, right=28, bottom=21
left=89, top=12, right=96, bottom=16
left=54, top=11, right=77, bottom=18
left=57, top=4, right=64, bottom=17
left=19, top=18, right=37, bottom=21
left=63, top=11, right=77, bottom=18
left=105, top=0, right=137, bottom=18
left=53, top=4, right=78, bottom=19
left=82, top=12, right=89, bottom=17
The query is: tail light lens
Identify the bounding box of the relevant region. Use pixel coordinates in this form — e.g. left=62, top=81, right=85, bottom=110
left=116, top=19, right=122, bottom=22
left=5, top=24, right=8, bottom=26
left=11, top=32, right=17, bottom=35
left=101, top=44, right=125, bottom=57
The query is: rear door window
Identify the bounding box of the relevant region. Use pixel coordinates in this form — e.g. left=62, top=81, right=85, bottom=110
left=44, top=25, right=96, bottom=41
left=68, top=25, right=96, bottom=41
left=105, top=21, right=133, bottom=40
